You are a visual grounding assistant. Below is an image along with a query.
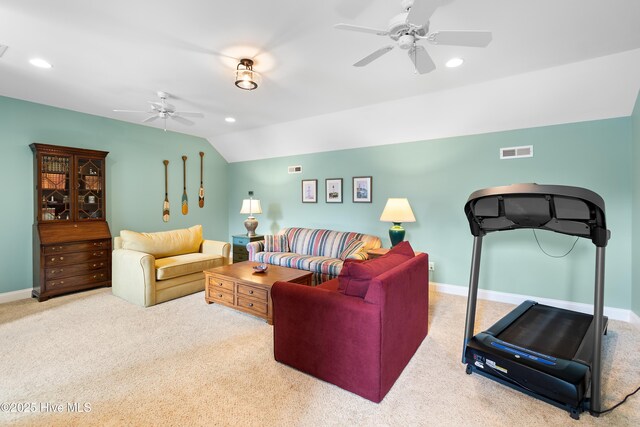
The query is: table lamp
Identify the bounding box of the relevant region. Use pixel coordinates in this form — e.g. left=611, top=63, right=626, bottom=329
left=380, top=198, right=416, bottom=247
left=240, top=193, right=262, bottom=236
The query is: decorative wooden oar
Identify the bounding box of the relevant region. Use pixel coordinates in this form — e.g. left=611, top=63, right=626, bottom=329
left=162, top=160, right=170, bottom=222
left=181, top=155, right=189, bottom=215
left=198, top=151, right=205, bottom=208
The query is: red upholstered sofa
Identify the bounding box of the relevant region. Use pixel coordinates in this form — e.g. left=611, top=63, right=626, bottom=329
left=271, top=243, right=429, bottom=403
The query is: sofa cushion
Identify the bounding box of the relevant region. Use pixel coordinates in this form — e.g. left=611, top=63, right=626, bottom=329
left=283, top=227, right=381, bottom=258
left=338, top=242, right=415, bottom=298
left=155, top=252, right=222, bottom=281
left=253, top=252, right=343, bottom=276
left=121, top=225, right=203, bottom=258
left=339, top=239, right=366, bottom=260
left=264, top=234, right=290, bottom=252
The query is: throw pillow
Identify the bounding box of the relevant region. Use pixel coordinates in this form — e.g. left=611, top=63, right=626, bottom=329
left=338, top=241, right=416, bottom=298
left=339, top=239, right=366, bottom=260
left=120, top=224, right=202, bottom=258
left=264, top=234, right=290, bottom=252
left=386, top=240, right=416, bottom=258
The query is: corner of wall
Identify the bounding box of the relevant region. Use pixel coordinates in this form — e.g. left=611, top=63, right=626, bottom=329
left=632, top=89, right=640, bottom=317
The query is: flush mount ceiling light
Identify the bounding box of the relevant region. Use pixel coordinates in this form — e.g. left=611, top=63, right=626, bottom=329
left=235, top=58, right=261, bottom=90
left=29, top=58, right=52, bottom=69
left=445, top=57, right=464, bottom=68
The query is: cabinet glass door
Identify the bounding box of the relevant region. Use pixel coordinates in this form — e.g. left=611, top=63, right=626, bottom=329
left=77, top=157, right=104, bottom=220
left=40, top=154, right=71, bottom=221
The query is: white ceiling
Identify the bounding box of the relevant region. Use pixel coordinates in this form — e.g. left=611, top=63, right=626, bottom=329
left=1, top=0, right=640, bottom=162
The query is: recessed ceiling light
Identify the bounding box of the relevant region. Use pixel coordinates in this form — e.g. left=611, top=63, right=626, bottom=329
left=29, top=58, right=52, bottom=69
left=225, top=117, right=236, bottom=123
left=445, top=58, right=464, bottom=68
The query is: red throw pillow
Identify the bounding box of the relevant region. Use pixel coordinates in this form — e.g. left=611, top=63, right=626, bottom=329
left=338, top=241, right=416, bottom=298
left=386, top=240, right=415, bottom=258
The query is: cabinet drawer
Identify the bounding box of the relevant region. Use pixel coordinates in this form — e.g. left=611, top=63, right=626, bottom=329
left=209, top=288, right=234, bottom=305
left=237, top=296, right=268, bottom=315
left=208, top=276, right=235, bottom=292
left=233, top=245, right=248, bottom=254
left=46, top=260, right=109, bottom=279
left=46, top=268, right=109, bottom=290
left=233, top=236, right=250, bottom=246
left=237, top=283, right=268, bottom=302
left=233, top=252, right=249, bottom=263
left=45, top=250, right=109, bottom=266
left=44, top=240, right=111, bottom=255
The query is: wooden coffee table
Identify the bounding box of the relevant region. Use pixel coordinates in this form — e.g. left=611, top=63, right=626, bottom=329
left=204, top=262, right=312, bottom=324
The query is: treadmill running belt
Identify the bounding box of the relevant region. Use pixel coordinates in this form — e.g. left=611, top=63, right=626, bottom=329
left=495, top=304, right=592, bottom=360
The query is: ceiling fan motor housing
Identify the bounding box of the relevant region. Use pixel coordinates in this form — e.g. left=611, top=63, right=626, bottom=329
left=388, top=12, right=429, bottom=42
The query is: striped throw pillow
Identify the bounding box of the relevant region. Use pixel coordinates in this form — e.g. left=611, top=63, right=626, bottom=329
left=264, top=235, right=290, bottom=252
left=339, top=239, right=366, bottom=260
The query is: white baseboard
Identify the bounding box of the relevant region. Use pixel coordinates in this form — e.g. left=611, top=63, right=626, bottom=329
left=0, top=288, right=32, bottom=304
left=431, top=282, right=634, bottom=323
left=631, top=310, right=640, bottom=326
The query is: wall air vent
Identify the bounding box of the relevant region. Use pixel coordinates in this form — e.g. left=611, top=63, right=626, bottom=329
left=288, top=165, right=302, bottom=174
left=500, top=145, right=533, bottom=160
left=0, top=45, right=8, bottom=58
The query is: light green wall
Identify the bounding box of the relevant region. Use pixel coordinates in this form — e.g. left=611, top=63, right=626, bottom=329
left=0, top=96, right=228, bottom=294
left=229, top=118, right=633, bottom=309
left=632, top=91, right=640, bottom=317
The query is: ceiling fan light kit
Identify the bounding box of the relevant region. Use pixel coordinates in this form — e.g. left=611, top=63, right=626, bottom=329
left=335, top=0, right=492, bottom=74
left=235, top=58, right=261, bottom=90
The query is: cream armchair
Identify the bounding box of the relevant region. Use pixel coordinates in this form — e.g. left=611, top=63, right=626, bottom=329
left=112, top=225, right=230, bottom=307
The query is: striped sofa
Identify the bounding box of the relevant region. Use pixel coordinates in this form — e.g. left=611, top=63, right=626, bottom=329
left=247, top=227, right=382, bottom=285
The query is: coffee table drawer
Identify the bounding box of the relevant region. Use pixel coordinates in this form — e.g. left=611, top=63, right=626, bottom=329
left=209, top=288, right=234, bottom=305
left=208, top=276, right=235, bottom=292
left=237, top=283, right=268, bottom=302
left=237, top=296, right=268, bottom=315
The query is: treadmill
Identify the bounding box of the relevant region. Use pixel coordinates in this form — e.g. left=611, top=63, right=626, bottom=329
left=462, top=183, right=610, bottom=419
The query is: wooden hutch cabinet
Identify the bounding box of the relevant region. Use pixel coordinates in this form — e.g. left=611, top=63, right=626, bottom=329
left=30, top=143, right=112, bottom=301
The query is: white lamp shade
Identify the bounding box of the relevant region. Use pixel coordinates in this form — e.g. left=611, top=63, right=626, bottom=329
left=240, top=199, right=262, bottom=215
left=380, top=198, right=416, bottom=222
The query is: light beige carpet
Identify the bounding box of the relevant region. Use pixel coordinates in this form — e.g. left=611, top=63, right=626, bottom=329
left=0, top=288, right=638, bottom=426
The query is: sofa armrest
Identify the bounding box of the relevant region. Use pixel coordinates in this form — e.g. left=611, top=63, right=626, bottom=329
left=201, top=240, right=231, bottom=265
left=271, top=281, right=382, bottom=400
left=247, top=240, right=264, bottom=261
left=111, top=248, right=156, bottom=307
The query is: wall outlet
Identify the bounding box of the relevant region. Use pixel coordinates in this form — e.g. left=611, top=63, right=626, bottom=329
left=428, top=262, right=435, bottom=271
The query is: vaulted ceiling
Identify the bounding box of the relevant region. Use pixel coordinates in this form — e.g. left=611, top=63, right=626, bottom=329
left=1, top=0, right=640, bottom=162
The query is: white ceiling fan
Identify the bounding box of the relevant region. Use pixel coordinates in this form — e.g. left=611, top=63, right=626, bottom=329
left=335, top=0, right=492, bottom=74
left=113, top=91, right=204, bottom=131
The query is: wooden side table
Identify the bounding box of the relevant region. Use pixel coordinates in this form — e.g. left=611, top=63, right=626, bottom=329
left=232, top=234, right=263, bottom=263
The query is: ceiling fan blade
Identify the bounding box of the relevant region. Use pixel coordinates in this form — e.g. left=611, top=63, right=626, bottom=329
left=353, top=45, right=394, bottom=67
left=171, top=116, right=195, bottom=126
left=408, top=45, right=436, bottom=74
left=407, top=0, right=440, bottom=26
left=427, top=31, right=492, bottom=47
left=334, top=23, right=388, bottom=36
left=142, top=115, right=159, bottom=123
left=113, top=109, right=149, bottom=113
left=174, top=111, right=204, bottom=118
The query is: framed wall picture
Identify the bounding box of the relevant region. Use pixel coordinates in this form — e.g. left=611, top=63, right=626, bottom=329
left=325, top=178, right=343, bottom=203
left=302, top=179, right=318, bottom=203
left=352, top=176, right=372, bottom=203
